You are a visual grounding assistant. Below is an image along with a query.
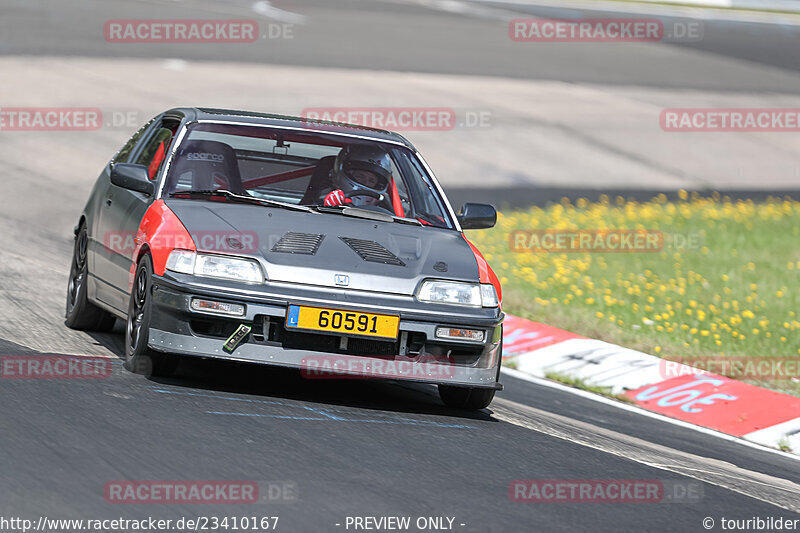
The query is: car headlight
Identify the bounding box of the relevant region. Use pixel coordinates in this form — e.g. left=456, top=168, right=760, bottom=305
left=166, top=250, right=264, bottom=283
left=416, top=280, right=499, bottom=307
left=480, top=284, right=500, bottom=307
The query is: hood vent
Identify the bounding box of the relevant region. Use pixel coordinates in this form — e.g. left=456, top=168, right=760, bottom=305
left=340, top=237, right=406, bottom=266
left=271, top=232, right=325, bottom=255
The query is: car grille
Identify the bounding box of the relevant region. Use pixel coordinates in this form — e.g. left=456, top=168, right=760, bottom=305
left=281, top=329, right=399, bottom=357
left=340, top=237, right=406, bottom=266
left=271, top=232, right=325, bottom=255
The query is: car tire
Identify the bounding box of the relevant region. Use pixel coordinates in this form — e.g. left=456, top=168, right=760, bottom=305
left=124, top=254, right=178, bottom=377
left=65, top=224, right=117, bottom=332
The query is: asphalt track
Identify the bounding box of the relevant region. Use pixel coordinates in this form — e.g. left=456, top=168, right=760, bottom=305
left=2, top=338, right=800, bottom=531
left=4, top=0, right=800, bottom=92
left=2, top=0, right=800, bottom=531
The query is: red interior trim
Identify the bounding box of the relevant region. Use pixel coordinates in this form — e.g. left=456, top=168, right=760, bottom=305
left=147, top=142, right=166, bottom=180
left=242, top=165, right=316, bottom=188
left=390, top=178, right=405, bottom=218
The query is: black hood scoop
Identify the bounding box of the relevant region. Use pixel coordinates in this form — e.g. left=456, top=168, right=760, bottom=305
left=271, top=232, right=325, bottom=255
left=340, top=237, right=406, bottom=266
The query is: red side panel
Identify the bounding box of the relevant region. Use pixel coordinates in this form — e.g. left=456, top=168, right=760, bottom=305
left=129, top=200, right=195, bottom=290
left=463, top=236, right=502, bottom=304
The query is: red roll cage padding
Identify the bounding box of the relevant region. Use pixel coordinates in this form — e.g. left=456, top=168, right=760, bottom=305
left=147, top=141, right=167, bottom=180
left=241, top=165, right=317, bottom=189
left=242, top=164, right=407, bottom=218
left=389, top=177, right=405, bottom=218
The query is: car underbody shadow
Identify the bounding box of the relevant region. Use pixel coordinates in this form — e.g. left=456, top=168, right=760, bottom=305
left=146, top=354, right=498, bottom=423
left=80, top=321, right=497, bottom=422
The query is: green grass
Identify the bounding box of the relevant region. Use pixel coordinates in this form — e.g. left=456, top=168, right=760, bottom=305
left=544, top=371, right=635, bottom=403
left=472, top=194, right=800, bottom=392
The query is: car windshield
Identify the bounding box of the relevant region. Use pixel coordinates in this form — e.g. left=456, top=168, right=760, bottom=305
left=163, top=123, right=454, bottom=229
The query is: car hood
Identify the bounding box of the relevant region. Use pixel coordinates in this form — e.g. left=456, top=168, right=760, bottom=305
left=165, top=199, right=480, bottom=295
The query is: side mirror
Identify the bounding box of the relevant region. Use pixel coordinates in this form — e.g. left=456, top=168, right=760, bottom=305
left=457, top=203, right=497, bottom=230
left=110, top=163, right=154, bottom=196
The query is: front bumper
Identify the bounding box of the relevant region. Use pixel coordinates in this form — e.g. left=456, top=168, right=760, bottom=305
left=148, top=273, right=504, bottom=389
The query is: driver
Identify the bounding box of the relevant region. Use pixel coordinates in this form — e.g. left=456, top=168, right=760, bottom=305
left=322, top=144, right=393, bottom=210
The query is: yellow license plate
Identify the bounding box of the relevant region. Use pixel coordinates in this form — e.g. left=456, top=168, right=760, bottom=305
left=285, top=304, right=399, bottom=340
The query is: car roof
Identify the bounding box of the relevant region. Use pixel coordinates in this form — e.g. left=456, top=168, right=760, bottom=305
left=166, top=107, right=415, bottom=148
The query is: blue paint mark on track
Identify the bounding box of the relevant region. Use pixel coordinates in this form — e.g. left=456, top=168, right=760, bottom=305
left=151, top=387, right=474, bottom=429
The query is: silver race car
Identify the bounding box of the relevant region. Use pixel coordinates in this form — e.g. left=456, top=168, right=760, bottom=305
left=66, top=108, right=504, bottom=409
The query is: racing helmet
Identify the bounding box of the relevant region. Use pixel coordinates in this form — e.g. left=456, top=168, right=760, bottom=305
left=331, top=144, right=392, bottom=205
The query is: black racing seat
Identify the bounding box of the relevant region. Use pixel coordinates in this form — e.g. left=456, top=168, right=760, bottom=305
left=165, top=139, right=246, bottom=195
left=299, top=156, right=336, bottom=205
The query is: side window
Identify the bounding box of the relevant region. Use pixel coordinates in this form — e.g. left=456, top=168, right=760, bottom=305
left=396, top=150, right=453, bottom=229
left=112, top=119, right=155, bottom=164
left=135, top=125, right=176, bottom=180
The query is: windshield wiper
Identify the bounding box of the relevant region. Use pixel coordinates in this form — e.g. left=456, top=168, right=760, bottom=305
left=311, top=205, right=422, bottom=226
left=170, top=189, right=312, bottom=212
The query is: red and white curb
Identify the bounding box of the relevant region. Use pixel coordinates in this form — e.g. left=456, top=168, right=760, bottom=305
left=501, top=314, right=800, bottom=455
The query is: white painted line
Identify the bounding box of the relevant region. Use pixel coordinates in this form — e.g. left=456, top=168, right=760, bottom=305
left=493, top=393, right=800, bottom=513
left=500, top=366, right=800, bottom=461
left=744, top=417, right=800, bottom=449
left=416, top=0, right=523, bottom=20
left=252, top=1, right=307, bottom=24
left=460, top=0, right=800, bottom=25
